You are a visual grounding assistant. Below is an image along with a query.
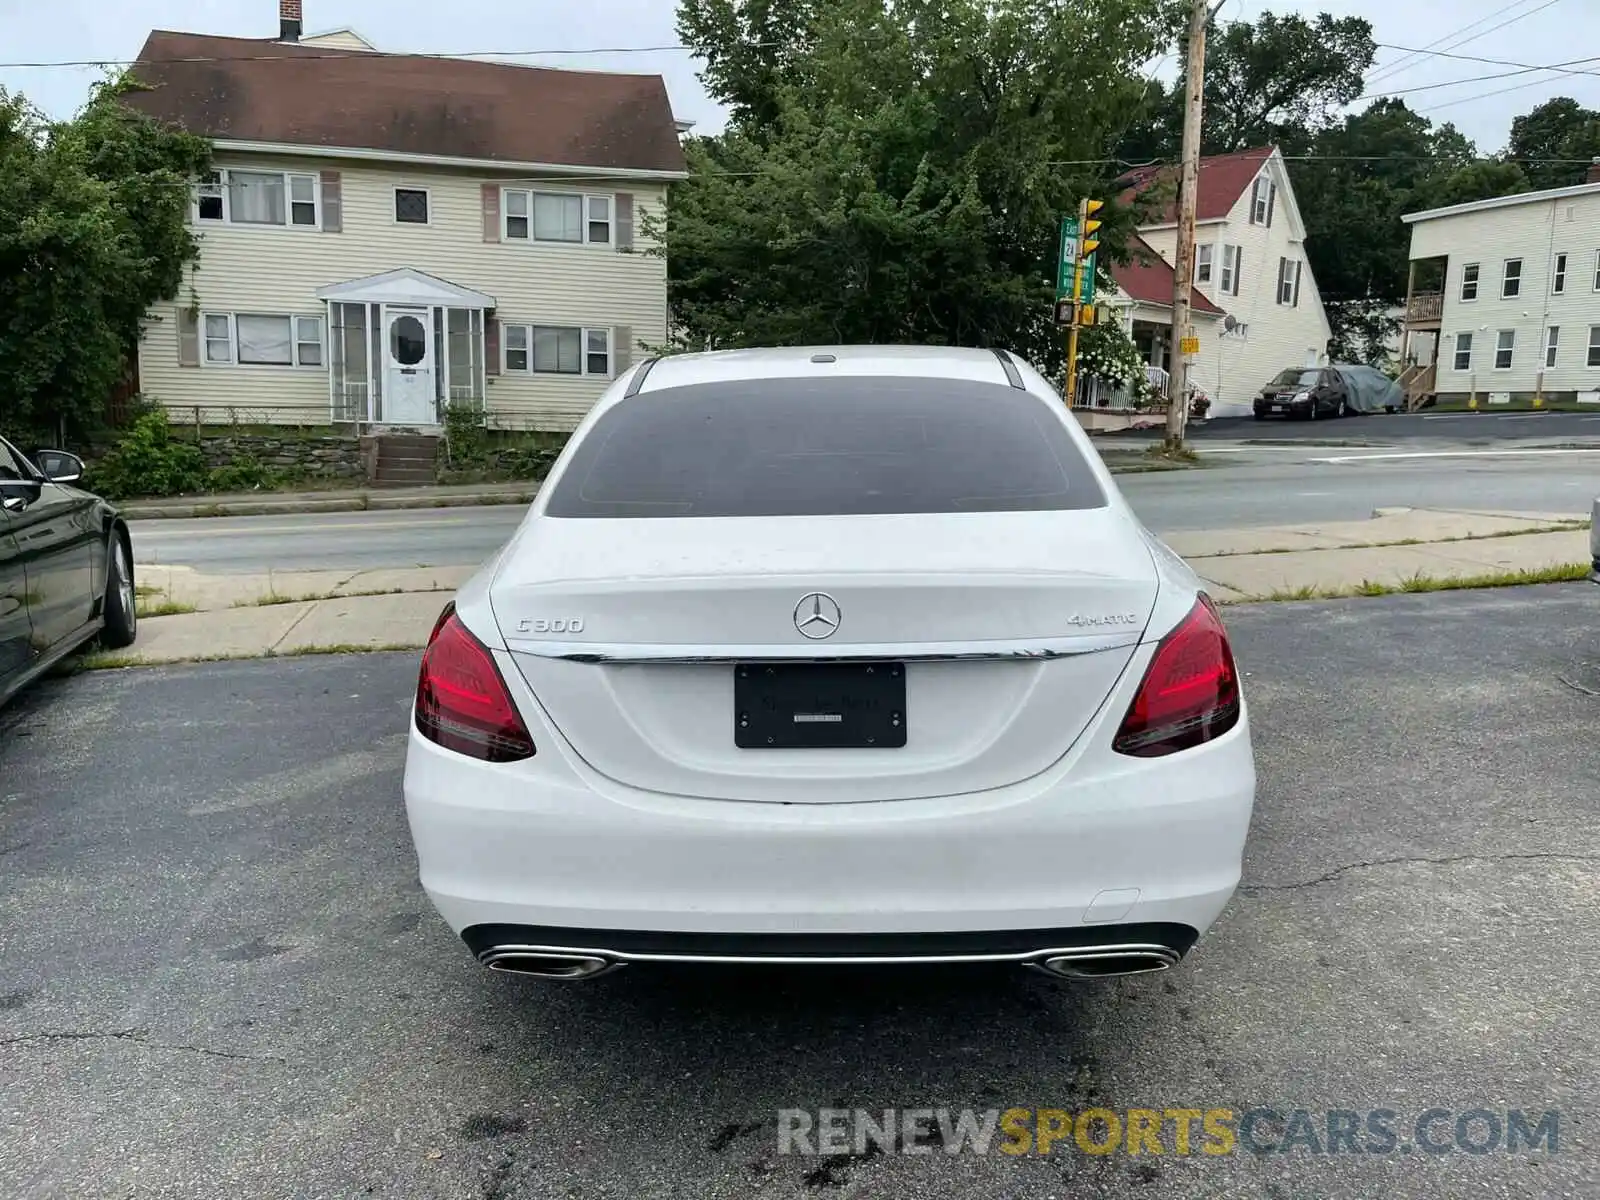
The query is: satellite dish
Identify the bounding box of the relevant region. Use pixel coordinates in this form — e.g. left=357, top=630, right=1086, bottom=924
left=1223, top=313, right=1239, bottom=333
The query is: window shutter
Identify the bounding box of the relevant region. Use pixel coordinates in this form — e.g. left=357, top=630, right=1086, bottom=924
left=485, top=317, right=500, bottom=375
left=1266, top=183, right=1276, bottom=228
left=1251, top=179, right=1263, bottom=222
left=613, top=325, right=632, bottom=375
left=320, top=171, right=342, bottom=232
left=615, top=192, right=635, bottom=251
left=177, top=307, right=200, bottom=367
left=1292, top=261, right=1302, bottom=307
left=482, top=184, right=501, bottom=243
left=1232, top=248, right=1242, bottom=295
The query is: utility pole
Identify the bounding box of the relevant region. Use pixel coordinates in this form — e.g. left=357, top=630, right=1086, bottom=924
left=1168, top=0, right=1210, bottom=451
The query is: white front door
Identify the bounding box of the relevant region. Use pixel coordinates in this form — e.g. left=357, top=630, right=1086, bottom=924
left=385, top=307, right=436, bottom=425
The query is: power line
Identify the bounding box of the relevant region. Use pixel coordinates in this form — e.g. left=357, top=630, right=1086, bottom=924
left=1417, top=71, right=1586, bottom=113
left=1367, top=0, right=1562, bottom=87
left=1365, top=0, right=1540, bottom=84
left=1366, top=56, right=1600, bottom=101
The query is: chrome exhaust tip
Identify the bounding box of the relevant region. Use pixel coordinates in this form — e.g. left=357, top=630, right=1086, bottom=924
left=1030, top=947, right=1180, bottom=980
left=482, top=951, right=619, bottom=980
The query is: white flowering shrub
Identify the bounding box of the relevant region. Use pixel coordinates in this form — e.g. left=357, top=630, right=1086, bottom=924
left=1075, top=321, right=1148, bottom=391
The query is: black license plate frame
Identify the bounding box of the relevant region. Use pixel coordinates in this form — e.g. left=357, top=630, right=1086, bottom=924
left=734, top=662, right=907, bottom=749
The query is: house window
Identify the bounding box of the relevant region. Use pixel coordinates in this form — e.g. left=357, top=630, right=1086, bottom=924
left=1501, top=258, right=1522, bottom=299
left=502, top=190, right=613, bottom=244
left=1460, top=263, right=1479, bottom=302
left=1494, top=329, right=1515, bottom=370
left=1589, top=325, right=1600, bottom=368
left=1453, top=332, right=1472, bottom=371
left=198, top=169, right=318, bottom=227
left=1220, top=244, right=1242, bottom=296
left=204, top=314, right=233, bottom=363
left=1195, top=244, right=1213, bottom=284
left=1276, top=258, right=1302, bottom=306
left=196, top=172, right=223, bottom=221
left=587, top=196, right=611, bottom=243
left=502, top=324, right=613, bottom=376
left=203, top=312, right=324, bottom=367
left=295, top=316, right=325, bottom=366
left=1545, top=326, right=1559, bottom=368
left=1251, top=177, right=1274, bottom=226
left=395, top=188, right=429, bottom=224
left=504, top=324, right=529, bottom=372
left=586, top=328, right=611, bottom=376
left=1552, top=253, right=1567, bottom=294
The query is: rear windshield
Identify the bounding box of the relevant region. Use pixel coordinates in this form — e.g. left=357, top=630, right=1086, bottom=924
left=542, top=376, right=1107, bottom=518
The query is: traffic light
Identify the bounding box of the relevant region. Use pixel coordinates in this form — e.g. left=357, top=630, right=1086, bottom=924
left=1079, top=198, right=1103, bottom=257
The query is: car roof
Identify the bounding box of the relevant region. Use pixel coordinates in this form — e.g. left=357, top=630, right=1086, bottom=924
left=636, top=345, right=1019, bottom=393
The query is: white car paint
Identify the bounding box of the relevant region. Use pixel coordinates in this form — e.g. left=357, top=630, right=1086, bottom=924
left=403, top=345, right=1257, bottom=979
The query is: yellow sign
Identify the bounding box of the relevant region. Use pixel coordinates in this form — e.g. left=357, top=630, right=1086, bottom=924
left=1180, top=336, right=1200, bottom=356
left=1080, top=305, right=1095, bottom=325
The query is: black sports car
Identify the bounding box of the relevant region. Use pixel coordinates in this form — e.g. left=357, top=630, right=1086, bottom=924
left=1, top=436, right=136, bottom=705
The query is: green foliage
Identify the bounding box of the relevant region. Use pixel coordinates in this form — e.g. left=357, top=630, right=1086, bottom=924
left=1508, top=98, right=1600, bottom=191
left=86, top=411, right=207, bottom=499
left=0, top=75, right=210, bottom=446
left=206, top=454, right=281, bottom=493
left=666, top=0, right=1181, bottom=375
left=1076, top=321, right=1147, bottom=391
left=443, top=404, right=490, bottom=467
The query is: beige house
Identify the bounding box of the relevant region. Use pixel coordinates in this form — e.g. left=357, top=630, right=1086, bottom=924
left=1398, top=167, right=1600, bottom=408
left=1105, top=147, right=1334, bottom=417
left=125, top=7, right=686, bottom=433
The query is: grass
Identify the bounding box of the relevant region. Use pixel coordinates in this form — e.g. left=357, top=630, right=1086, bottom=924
left=1247, top=562, right=1592, bottom=603
left=1215, top=520, right=1589, bottom=557
left=136, top=599, right=198, bottom=618
left=230, top=585, right=447, bottom=608
left=77, top=641, right=421, bottom=671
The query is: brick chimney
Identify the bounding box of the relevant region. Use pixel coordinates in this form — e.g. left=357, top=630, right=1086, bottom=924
left=280, top=0, right=302, bottom=42
left=1588, top=157, right=1600, bottom=185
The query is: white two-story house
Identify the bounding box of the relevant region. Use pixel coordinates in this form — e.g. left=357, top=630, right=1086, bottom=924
left=1107, top=146, right=1333, bottom=417
left=125, top=5, right=686, bottom=433
left=1398, top=166, right=1600, bottom=408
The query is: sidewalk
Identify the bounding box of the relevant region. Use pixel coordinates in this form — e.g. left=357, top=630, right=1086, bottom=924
left=105, top=507, right=1592, bottom=667
left=121, top=481, right=541, bottom=520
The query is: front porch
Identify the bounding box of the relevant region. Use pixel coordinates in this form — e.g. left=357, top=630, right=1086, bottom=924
left=316, top=268, right=495, bottom=428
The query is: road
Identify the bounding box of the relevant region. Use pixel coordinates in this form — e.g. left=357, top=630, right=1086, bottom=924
left=130, top=444, right=1600, bottom=574
left=1173, top=408, right=1600, bottom=442
left=2, top=587, right=1597, bottom=1197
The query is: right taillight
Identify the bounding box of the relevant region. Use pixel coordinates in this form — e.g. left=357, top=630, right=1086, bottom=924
left=1112, top=594, right=1240, bottom=757
left=414, top=604, right=536, bottom=762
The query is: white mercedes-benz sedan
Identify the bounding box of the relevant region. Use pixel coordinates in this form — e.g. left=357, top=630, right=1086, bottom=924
left=403, top=345, right=1255, bottom=982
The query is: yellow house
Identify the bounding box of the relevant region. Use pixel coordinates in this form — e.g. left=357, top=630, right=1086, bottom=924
left=124, top=8, right=687, bottom=434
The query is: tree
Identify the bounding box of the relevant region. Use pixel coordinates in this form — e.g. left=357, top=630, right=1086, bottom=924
left=1189, top=12, right=1376, bottom=154
left=666, top=0, right=1182, bottom=373
left=0, top=75, right=209, bottom=445
left=1507, top=97, right=1600, bottom=190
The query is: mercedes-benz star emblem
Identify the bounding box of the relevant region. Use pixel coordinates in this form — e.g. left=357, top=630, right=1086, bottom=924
left=793, top=592, right=842, bottom=640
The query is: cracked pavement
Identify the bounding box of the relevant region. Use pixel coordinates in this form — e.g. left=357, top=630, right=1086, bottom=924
left=1, top=585, right=1598, bottom=1198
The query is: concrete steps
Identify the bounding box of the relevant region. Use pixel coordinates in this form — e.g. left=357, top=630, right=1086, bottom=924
left=371, top=433, right=439, bottom=488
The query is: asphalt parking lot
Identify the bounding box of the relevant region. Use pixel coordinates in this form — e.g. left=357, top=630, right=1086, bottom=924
left=2, top=586, right=1598, bottom=1199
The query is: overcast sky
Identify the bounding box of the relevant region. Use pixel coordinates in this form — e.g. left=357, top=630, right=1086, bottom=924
left=1, top=0, right=1596, bottom=154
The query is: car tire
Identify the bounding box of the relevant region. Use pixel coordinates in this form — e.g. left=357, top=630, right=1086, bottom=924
left=1253, top=412, right=1267, bottom=421
left=101, top=533, right=137, bottom=650
left=1307, top=402, right=1319, bottom=421
left=1337, top=398, right=1349, bottom=418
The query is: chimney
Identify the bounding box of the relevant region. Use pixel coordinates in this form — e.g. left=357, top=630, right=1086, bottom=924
left=279, top=0, right=302, bottom=41
left=1588, top=157, right=1600, bottom=185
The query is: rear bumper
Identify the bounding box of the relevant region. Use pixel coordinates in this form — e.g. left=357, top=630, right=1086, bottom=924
left=403, top=700, right=1256, bottom=949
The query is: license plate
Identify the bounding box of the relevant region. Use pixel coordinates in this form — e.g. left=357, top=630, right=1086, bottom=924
left=735, top=662, right=907, bottom=749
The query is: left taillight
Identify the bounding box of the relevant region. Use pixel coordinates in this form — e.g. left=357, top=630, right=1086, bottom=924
left=1112, top=594, right=1240, bottom=758
left=414, top=604, right=536, bottom=762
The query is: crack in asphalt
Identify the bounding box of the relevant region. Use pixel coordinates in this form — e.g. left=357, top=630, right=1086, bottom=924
left=1242, top=851, right=1600, bottom=895
left=0, top=1028, right=287, bottom=1063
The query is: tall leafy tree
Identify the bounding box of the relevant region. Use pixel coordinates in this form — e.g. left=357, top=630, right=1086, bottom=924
left=0, top=75, right=209, bottom=443
left=666, top=0, right=1181, bottom=373
left=1507, top=97, right=1600, bottom=190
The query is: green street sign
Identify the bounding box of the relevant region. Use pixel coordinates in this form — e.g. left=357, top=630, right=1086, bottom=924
left=1055, top=216, right=1097, bottom=305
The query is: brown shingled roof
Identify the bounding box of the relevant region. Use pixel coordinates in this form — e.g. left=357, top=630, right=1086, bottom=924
left=1117, top=147, right=1275, bottom=225
left=124, top=30, right=687, bottom=175
left=1108, top=235, right=1224, bottom=315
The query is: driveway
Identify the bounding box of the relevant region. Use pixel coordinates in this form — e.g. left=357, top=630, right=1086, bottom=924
left=2, top=587, right=1598, bottom=1198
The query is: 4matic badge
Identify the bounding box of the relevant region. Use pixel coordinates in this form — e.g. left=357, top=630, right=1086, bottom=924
left=1065, top=613, right=1141, bottom=628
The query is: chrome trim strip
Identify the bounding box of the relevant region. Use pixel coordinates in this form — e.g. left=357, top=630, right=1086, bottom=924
left=478, top=941, right=1178, bottom=969
left=504, top=631, right=1141, bottom=664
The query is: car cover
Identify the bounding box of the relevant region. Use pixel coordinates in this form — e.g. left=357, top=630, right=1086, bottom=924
left=1330, top=364, right=1402, bottom=414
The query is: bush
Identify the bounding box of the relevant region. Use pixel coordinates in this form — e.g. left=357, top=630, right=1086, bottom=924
left=443, top=404, right=489, bottom=467
left=207, top=454, right=281, bottom=493
left=86, top=411, right=208, bottom=499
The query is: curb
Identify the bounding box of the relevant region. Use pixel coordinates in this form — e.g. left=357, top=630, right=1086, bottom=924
left=122, top=489, right=540, bottom=520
